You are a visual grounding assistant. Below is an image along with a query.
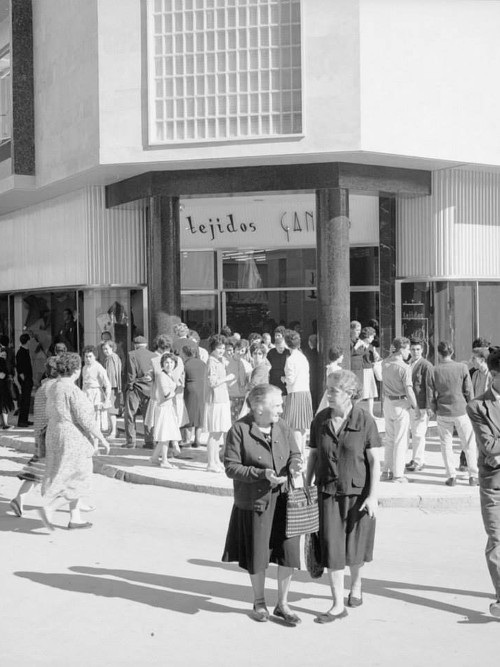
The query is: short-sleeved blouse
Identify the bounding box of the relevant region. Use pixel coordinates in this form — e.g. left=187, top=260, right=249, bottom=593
left=309, top=404, right=381, bottom=497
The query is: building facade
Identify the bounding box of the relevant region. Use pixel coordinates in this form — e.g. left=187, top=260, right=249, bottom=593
left=1, top=0, right=500, bottom=379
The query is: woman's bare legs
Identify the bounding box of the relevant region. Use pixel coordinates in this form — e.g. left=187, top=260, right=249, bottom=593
left=109, top=414, right=117, bottom=439
left=277, top=566, right=295, bottom=611
left=11, top=480, right=35, bottom=513
left=323, top=568, right=346, bottom=615
left=349, top=563, right=363, bottom=598
left=207, top=431, right=223, bottom=471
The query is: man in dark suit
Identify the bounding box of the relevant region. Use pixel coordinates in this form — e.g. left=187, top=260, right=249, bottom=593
left=467, top=347, right=500, bottom=618
left=16, top=333, right=34, bottom=428
left=124, top=335, right=155, bottom=448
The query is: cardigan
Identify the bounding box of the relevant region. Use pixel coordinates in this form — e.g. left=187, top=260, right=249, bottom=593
left=224, top=414, right=301, bottom=511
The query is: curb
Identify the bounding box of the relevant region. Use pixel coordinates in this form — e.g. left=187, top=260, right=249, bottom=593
left=1, top=433, right=480, bottom=509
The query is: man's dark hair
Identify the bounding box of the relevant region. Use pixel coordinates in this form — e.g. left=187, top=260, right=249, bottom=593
left=437, top=340, right=454, bottom=357
left=19, top=333, right=30, bottom=345
left=410, top=338, right=424, bottom=347
left=392, top=337, right=410, bottom=352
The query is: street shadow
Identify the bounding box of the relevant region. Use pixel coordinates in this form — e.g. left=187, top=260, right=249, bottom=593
left=187, top=558, right=497, bottom=624
left=14, top=565, right=327, bottom=617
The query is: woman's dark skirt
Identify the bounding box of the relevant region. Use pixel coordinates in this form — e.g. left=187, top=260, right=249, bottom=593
left=222, top=489, right=300, bottom=575
left=319, top=492, right=376, bottom=570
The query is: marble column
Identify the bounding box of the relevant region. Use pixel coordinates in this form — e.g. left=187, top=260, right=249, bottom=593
left=316, top=188, right=351, bottom=397
left=379, top=195, right=396, bottom=357
left=147, top=196, right=181, bottom=341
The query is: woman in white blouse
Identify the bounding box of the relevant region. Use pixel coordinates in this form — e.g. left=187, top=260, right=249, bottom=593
left=282, top=330, right=313, bottom=457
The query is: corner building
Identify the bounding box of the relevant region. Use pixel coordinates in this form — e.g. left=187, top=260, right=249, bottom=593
left=1, top=0, right=499, bottom=376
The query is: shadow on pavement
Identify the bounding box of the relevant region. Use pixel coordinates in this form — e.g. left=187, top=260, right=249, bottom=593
left=14, top=565, right=327, bottom=616
left=188, top=558, right=497, bottom=624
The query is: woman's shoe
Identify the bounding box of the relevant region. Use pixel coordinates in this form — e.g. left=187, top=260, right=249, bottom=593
left=347, top=593, right=363, bottom=608
left=314, top=609, right=348, bottom=624
left=9, top=498, right=23, bottom=517
left=250, top=603, right=270, bottom=622
left=68, top=521, right=93, bottom=529
left=273, top=604, right=301, bottom=626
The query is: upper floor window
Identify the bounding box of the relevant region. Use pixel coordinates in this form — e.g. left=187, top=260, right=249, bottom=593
left=0, top=0, right=11, bottom=149
left=147, top=0, right=302, bottom=144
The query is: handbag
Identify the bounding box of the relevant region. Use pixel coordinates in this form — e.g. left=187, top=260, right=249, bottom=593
left=285, top=475, right=319, bottom=538
left=304, top=532, right=324, bottom=579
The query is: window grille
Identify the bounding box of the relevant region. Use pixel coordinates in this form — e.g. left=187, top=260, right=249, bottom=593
left=147, top=0, right=302, bottom=143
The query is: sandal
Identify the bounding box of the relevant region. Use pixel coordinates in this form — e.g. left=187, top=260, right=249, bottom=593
left=9, top=498, right=23, bottom=517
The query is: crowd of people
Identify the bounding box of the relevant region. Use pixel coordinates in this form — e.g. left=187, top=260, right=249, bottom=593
left=2, top=317, right=500, bottom=621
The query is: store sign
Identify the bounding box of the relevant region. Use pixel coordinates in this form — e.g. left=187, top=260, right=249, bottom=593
left=180, top=194, right=378, bottom=249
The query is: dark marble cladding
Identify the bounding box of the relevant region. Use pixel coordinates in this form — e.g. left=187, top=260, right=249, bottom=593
left=148, top=196, right=181, bottom=340
left=316, top=188, right=351, bottom=385
left=379, top=196, right=396, bottom=357
left=11, top=0, right=35, bottom=175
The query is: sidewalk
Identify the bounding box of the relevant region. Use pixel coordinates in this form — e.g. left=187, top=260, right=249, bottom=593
left=0, top=417, right=480, bottom=510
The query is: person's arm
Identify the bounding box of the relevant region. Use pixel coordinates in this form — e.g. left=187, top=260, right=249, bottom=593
left=463, top=367, right=474, bottom=403
left=403, top=365, right=418, bottom=412
left=127, top=353, right=137, bottom=390
left=223, top=424, right=269, bottom=482
left=360, top=448, right=380, bottom=517
left=284, top=354, right=297, bottom=387
left=467, top=403, right=500, bottom=460
left=71, top=387, right=109, bottom=452
left=98, top=365, right=112, bottom=404
left=424, top=365, right=435, bottom=415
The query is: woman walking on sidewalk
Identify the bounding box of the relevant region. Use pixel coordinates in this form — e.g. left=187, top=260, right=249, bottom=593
left=40, top=353, right=109, bottom=530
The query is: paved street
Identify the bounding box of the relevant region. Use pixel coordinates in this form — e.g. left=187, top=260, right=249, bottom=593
left=0, top=444, right=498, bottom=667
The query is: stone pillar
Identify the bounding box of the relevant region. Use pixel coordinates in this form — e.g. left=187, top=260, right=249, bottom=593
left=316, top=188, right=351, bottom=398
left=147, top=196, right=181, bottom=342
left=379, top=195, right=396, bottom=357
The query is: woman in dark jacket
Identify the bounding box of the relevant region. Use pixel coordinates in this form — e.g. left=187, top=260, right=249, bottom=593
left=222, top=384, right=303, bottom=625
left=306, top=369, right=381, bottom=623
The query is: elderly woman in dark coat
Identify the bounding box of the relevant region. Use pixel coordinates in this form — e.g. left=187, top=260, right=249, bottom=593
left=222, top=384, right=303, bottom=625
left=306, top=369, right=381, bottom=623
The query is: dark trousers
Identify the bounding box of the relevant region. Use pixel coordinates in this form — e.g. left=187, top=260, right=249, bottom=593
left=17, top=379, right=33, bottom=424
left=124, top=389, right=153, bottom=446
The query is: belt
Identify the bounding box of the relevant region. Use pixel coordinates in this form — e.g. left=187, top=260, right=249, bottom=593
left=387, top=394, right=407, bottom=400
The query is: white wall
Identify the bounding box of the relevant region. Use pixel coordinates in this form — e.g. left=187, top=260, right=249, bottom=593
left=32, top=0, right=100, bottom=186
left=359, top=0, right=500, bottom=165
left=97, top=0, right=361, bottom=166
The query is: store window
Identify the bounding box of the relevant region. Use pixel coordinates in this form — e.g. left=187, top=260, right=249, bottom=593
left=147, top=0, right=302, bottom=143
left=478, top=282, right=500, bottom=346
left=401, top=281, right=478, bottom=364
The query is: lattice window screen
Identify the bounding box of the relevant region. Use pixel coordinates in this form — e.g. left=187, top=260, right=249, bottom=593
left=148, top=0, right=302, bottom=143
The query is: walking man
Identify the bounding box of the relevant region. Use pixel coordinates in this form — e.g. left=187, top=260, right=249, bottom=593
left=466, top=347, right=500, bottom=618
left=381, top=337, right=418, bottom=483
left=16, top=333, right=34, bottom=428
left=124, top=335, right=155, bottom=448
left=406, top=338, right=434, bottom=472
left=432, top=341, right=478, bottom=487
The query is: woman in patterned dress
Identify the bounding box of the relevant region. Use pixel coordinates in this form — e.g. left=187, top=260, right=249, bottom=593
left=40, top=353, right=109, bottom=530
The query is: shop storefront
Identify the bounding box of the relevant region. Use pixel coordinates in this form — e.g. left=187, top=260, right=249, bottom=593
left=180, top=192, right=381, bottom=339
left=0, top=187, right=147, bottom=384
left=397, top=168, right=500, bottom=363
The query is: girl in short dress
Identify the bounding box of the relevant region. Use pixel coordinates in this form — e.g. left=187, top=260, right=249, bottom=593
left=150, top=353, right=182, bottom=469
left=204, top=334, right=235, bottom=473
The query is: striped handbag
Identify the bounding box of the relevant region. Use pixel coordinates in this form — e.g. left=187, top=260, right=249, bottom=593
left=285, top=476, right=319, bottom=538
